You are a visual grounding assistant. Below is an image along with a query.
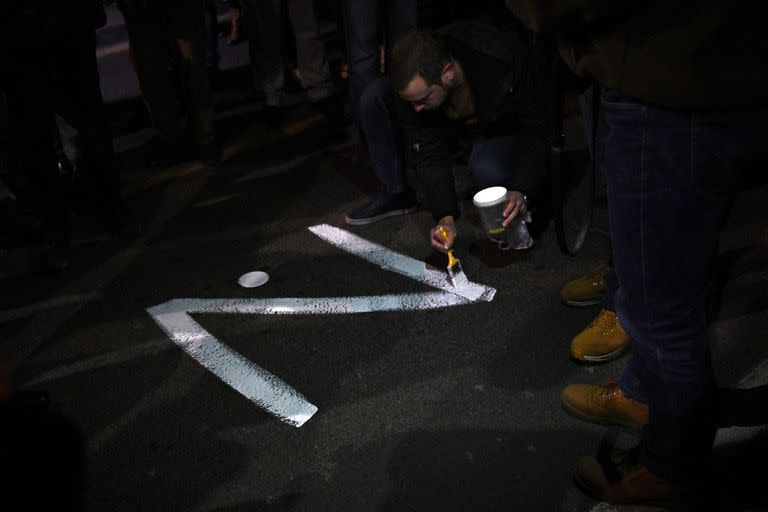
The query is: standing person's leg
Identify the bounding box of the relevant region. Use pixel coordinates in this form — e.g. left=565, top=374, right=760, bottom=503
left=384, top=0, right=417, bottom=68
left=170, top=0, right=218, bottom=152
left=286, top=0, right=333, bottom=102
left=1, top=24, right=69, bottom=267
left=242, top=0, right=286, bottom=108
left=202, top=0, right=221, bottom=72
left=345, top=77, right=415, bottom=225
left=51, top=29, right=121, bottom=216
left=121, top=6, right=185, bottom=148
left=341, top=0, right=380, bottom=127
left=569, top=93, right=767, bottom=506
left=611, top=103, right=765, bottom=483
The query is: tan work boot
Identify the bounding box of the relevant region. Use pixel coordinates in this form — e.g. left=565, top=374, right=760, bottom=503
left=561, top=380, right=648, bottom=430
left=570, top=309, right=630, bottom=363
left=560, top=264, right=608, bottom=307
left=574, top=456, right=694, bottom=509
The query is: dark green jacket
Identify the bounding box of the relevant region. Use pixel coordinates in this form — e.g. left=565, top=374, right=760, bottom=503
left=506, top=0, right=768, bottom=110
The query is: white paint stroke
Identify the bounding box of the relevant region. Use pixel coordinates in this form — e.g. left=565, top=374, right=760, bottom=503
left=148, top=302, right=316, bottom=427
left=146, top=292, right=471, bottom=427
left=308, top=224, right=496, bottom=302
left=0, top=292, right=102, bottom=324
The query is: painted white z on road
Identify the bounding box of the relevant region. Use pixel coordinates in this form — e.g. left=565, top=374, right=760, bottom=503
left=147, top=224, right=496, bottom=427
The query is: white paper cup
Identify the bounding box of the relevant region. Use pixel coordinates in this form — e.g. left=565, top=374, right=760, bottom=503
left=473, top=186, right=508, bottom=236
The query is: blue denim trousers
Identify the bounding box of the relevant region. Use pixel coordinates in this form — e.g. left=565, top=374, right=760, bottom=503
left=603, top=90, right=767, bottom=480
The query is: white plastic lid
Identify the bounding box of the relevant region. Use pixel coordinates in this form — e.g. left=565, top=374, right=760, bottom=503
left=238, top=271, right=270, bottom=288
left=473, top=186, right=508, bottom=208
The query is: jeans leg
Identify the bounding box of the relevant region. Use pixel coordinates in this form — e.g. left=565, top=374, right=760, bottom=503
left=203, top=0, right=220, bottom=68
left=358, top=77, right=407, bottom=194
left=51, top=31, right=118, bottom=204
left=342, top=0, right=381, bottom=125
left=123, top=8, right=184, bottom=144
left=287, top=0, right=333, bottom=102
left=384, top=0, right=417, bottom=69
left=242, top=0, right=285, bottom=107
left=467, top=135, right=520, bottom=191
left=603, top=92, right=765, bottom=480
left=1, top=33, right=68, bottom=243
left=171, top=0, right=217, bottom=146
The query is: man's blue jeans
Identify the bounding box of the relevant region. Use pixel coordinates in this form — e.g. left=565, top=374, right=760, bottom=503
left=603, top=90, right=767, bottom=480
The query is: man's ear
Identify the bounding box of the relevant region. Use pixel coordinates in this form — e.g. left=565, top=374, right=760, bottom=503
left=441, top=62, right=456, bottom=85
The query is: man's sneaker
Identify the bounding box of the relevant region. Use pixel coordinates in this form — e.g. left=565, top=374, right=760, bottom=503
left=345, top=191, right=417, bottom=225
left=560, top=264, right=608, bottom=306
left=570, top=309, right=630, bottom=363
left=574, top=456, right=694, bottom=509
left=561, top=380, right=648, bottom=430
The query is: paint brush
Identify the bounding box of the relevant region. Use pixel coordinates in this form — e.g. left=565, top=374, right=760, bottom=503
left=438, top=226, right=469, bottom=288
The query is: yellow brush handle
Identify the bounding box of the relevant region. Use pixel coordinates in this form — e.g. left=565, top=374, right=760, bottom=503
left=438, top=226, right=459, bottom=267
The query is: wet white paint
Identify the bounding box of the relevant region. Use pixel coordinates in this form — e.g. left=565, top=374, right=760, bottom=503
left=308, top=224, right=496, bottom=302
left=147, top=225, right=497, bottom=427
left=238, top=271, right=270, bottom=288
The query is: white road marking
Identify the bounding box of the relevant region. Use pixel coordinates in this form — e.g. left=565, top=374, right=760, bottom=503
left=308, top=224, right=496, bottom=302
left=147, top=225, right=496, bottom=427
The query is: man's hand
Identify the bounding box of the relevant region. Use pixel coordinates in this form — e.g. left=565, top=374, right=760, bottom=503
left=502, top=191, right=528, bottom=228
left=430, top=215, right=456, bottom=254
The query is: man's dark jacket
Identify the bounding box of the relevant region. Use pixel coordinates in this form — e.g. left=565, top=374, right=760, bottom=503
left=401, top=18, right=550, bottom=221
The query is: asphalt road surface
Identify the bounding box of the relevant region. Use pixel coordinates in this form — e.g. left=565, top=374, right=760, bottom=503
left=2, top=7, right=767, bottom=512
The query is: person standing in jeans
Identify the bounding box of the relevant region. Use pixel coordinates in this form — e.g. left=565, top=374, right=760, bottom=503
left=237, top=0, right=341, bottom=131
left=119, top=0, right=221, bottom=165
left=505, top=0, right=768, bottom=507
left=342, top=0, right=418, bottom=225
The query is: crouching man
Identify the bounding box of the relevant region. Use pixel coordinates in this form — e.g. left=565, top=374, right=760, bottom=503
left=389, top=21, right=549, bottom=252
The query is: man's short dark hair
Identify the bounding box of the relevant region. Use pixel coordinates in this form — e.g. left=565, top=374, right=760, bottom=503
left=390, top=30, right=452, bottom=92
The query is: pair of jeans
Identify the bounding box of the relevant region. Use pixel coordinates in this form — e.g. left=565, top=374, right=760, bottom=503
left=602, top=90, right=767, bottom=480
left=359, top=77, right=523, bottom=200
left=342, top=0, right=417, bottom=126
